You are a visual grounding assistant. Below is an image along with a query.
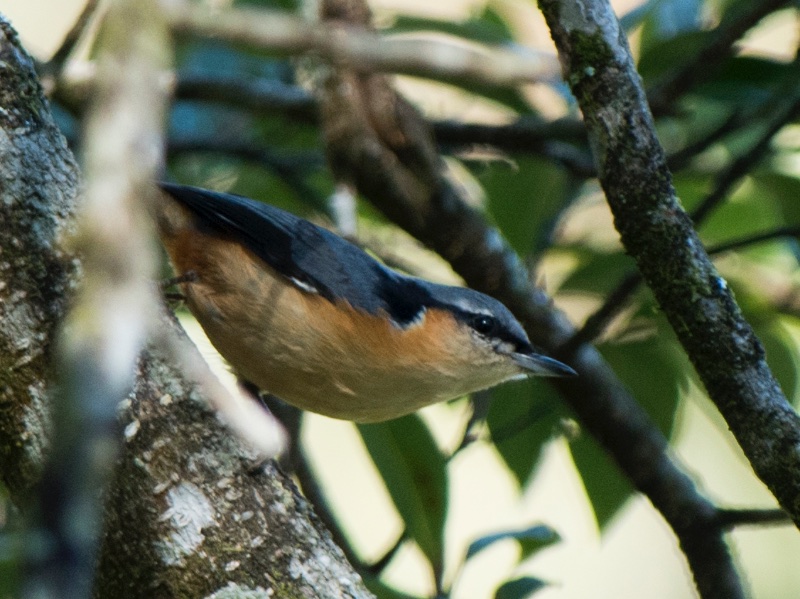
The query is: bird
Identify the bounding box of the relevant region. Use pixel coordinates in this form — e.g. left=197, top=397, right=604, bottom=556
left=154, top=182, right=576, bottom=423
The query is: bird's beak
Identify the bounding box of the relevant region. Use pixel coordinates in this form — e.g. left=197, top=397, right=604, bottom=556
left=511, top=351, right=577, bottom=377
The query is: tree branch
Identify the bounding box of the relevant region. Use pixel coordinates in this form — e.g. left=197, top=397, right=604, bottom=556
left=175, top=75, right=317, bottom=123
left=162, top=1, right=560, bottom=89
left=312, top=1, right=745, bottom=597
left=94, top=320, right=368, bottom=598
left=707, top=226, right=800, bottom=256
left=42, top=0, right=100, bottom=70
left=539, top=0, right=800, bottom=540
left=66, top=65, right=754, bottom=182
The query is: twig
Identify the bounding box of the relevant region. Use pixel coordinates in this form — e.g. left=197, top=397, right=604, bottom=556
left=715, top=508, right=790, bottom=529
left=647, top=0, right=790, bottom=113
left=560, top=271, right=642, bottom=354
left=45, top=0, right=101, bottom=69
left=434, top=117, right=586, bottom=148
left=362, top=534, right=405, bottom=577
left=707, top=226, right=800, bottom=255
left=567, top=91, right=800, bottom=350
left=450, top=391, right=493, bottom=457
left=175, top=75, right=317, bottom=122
left=691, top=93, right=800, bottom=225
left=666, top=111, right=743, bottom=173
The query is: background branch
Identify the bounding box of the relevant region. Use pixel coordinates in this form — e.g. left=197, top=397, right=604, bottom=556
left=311, top=0, right=745, bottom=597
left=164, top=2, right=560, bottom=89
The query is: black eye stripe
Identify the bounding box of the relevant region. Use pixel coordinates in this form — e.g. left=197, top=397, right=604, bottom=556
left=455, top=310, right=528, bottom=350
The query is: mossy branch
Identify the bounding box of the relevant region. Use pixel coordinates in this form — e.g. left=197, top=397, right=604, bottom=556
left=539, top=0, right=800, bottom=539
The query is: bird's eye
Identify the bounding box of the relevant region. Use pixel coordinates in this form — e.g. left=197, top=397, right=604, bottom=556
left=471, top=315, right=497, bottom=336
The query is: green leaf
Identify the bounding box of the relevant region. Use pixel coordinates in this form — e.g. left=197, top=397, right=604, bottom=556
left=672, top=172, right=716, bottom=214
left=751, top=172, right=800, bottom=230
left=481, top=157, right=575, bottom=257
left=495, top=576, right=548, bottom=599
left=358, top=416, right=448, bottom=573
left=757, top=320, right=799, bottom=406
left=729, top=278, right=800, bottom=405
left=638, top=30, right=708, bottom=82
left=698, top=172, right=783, bottom=248
left=557, top=249, right=636, bottom=296
left=487, top=379, right=564, bottom=487
left=569, top=431, right=633, bottom=529
left=571, top=329, right=688, bottom=527
left=466, top=525, right=559, bottom=561
left=363, top=576, right=424, bottom=599
left=599, top=332, right=687, bottom=437
left=389, top=6, right=514, bottom=47
left=639, top=0, right=702, bottom=52
left=686, top=57, right=800, bottom=108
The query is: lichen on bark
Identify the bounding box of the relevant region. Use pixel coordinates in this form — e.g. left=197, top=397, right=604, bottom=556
left=0, top=17, right=80, bottom=503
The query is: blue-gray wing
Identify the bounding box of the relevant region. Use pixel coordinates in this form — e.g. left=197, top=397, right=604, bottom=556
left=159, top=183, right=427, bottom=323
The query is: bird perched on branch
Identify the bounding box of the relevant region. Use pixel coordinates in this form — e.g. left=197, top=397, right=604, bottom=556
left=154, top=183, right=575, bottom=422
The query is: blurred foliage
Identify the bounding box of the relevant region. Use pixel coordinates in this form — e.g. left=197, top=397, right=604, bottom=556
left=465, top=524, right=560, bottom=562
left=358, top=416, right=449, bottom=577
left=41, top=0, right=800, bottom=596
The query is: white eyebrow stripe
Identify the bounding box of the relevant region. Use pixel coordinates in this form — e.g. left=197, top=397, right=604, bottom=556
left=447, top=297, right=493, bottom=316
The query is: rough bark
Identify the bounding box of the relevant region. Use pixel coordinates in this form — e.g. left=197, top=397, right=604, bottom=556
left=95, top=323, right=369, bottom=598
left=0, top=18, right=80, bottom=505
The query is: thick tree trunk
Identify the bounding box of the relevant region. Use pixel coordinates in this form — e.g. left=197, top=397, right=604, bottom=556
left=0, top=18, right=79, bottom=505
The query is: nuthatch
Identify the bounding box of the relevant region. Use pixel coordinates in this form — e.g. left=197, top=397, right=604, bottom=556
left=155, top=183, right=576, bottom=422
